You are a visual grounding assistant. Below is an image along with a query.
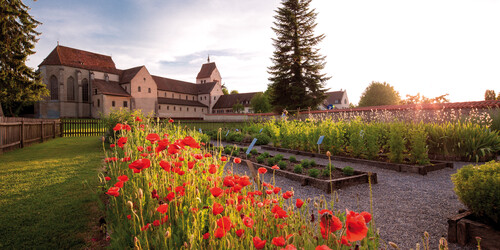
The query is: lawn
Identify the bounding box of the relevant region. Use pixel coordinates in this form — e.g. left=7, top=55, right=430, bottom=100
left=0, top=137, right=104, bottom=249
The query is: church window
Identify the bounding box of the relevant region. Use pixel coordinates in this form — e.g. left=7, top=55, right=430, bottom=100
left=97, top=99, right=100, bottom=107
left=50, top=75, right=58, bottom=100
left=138, top=86, right=141, bottom=92
left=123, top=101, right=128, bottom=107
left=67, top=76, right=75, bottom=101
left=148, top=88, right=151, bottom=93
left=112, top=101, right=115, bottom=107
left=82, top=79, right=89, bottom=102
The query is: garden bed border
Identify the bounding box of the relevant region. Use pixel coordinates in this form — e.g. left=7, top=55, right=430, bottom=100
left=447, top=210, right=500, bottom=249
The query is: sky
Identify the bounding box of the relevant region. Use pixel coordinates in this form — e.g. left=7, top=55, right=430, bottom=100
left=25, top=0, right=500, bottom=105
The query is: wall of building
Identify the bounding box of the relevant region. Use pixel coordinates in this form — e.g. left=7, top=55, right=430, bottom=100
left=102, top=95, right=131, bottom=116
left=129, top=67, right=157, bottom=116
left=157, top=104, right=206, bottom=118
left=157, top=90, right=197, bottom=101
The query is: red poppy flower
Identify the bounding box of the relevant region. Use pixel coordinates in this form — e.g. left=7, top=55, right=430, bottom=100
left=194, top=154, right=203, bottom=160
left=161, top=215, right=168, bottom=224
left=212, top=202, right=224, bottom=215
left=113, top=123, right=123, bottom=131
left=237, top=176, right=251, bottom=187
left=272, top=165, right=280, bottom=170
left=127, top=214, right=131, bottom=220
left=282, top=191, right=293, bottom=199
left=160, top=160, right=171, bottom=172
left=124, top=124, right=131, bottom=131
left=114, top=181, right=124, bottom=188
left=315, top=245, right=332, bottom=250
left=146, top=133, right=160, bottom=144
left=296, top=199, right=304, bottom=208
left=140, top=223, right=150, bottom=231
left=209, top=164, right=218, bottom=174
left=234, top=158, right=241, bottom=164
left=236, top=229, right=245, bottom=237
left=216, top=216, right=233, bottom=232
left=146, top=146, right=152, bottom=151
left=339, top=236, right=351, bottom=246
left=243, top=216, right=254, bottom=228
left=223, top=176, right=235, bottom=187
left=117, top=137, right=128, bottom=148
left=182, top=136, right=200, bottom=148
left=104, top=176, right=111, bottom=181
left=273, top=187, right=281, bottom=194
left=266, top=190, right=273, bottom=195
left=203, top=233, right=210, bottom=239
left=258, top=167, right=267, bottom=174
left=214, top=227, right=226, bottom=238
left=135, top=116, right=142, bottom=122
left=153, top=220, right=160, bottom=227
left=106, top=187, right=120, bottom=197
left=167, top=143, right=181, bottom=155
left=253, top=236, right=266, bottom=249
left=319, top=210, right=342, bottom=239
left=157, top=204, right=169, bottom=214
left=283, top=244, right=297, bottom=250
left=220, top=156, right=227, bottom=162
left=361, top=211, right=372, bottom=223
left=169, top=119, right=174, bottom=123
left=210, top=187, right=223, bottom=198
left=345, top=210, right=368, bottom=242
left=118, top=175, right=129, bottom=182
left=205, top=153, right=212, bottom=158
left=110, top=144, right=115, bottom=148
left=272, top=236, right=286, bottom=247
left=164, top=192, right=175, bottom=201
left=128, top=158, right=151, bottom=173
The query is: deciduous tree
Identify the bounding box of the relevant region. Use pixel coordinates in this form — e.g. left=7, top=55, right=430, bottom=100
left=250, top=92, right=271, bottom=113
left=358, top=81, right=400, bottom=107
left=485, top=90, right=496, bottom=100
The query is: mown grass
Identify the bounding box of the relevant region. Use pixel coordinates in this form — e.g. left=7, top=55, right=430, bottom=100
left=0, top=137, right=104, bottom=249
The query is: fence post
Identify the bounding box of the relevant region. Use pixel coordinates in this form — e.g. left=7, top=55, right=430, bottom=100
left=40, top=121, right=44, bottom=142
left=20, top=120, right=25, bottom=148
left=53, top=120, right=56, bottom=139
left=60, top=120, right=63, bottom=137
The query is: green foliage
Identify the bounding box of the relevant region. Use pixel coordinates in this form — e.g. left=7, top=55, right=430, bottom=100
left=452, top=161, right=500, bottom=224
left=294, top=164, right=303, bottom=174
left=491, top=109, right=500, bottom=131
left=256, top=155, right=266, bottom=164
left=250, top=149, right=258, bottom=155
left=224, top=147, right=232, bottom=155
left=101, top=108, right=146, bottom=141
left=277, top=160, right=287, bottom=170
left=228, top=132, right=244, bottom=142
left=409, top=125, right=430, bottom=165
left=300, top=159, right=310, bottom=168
left=358, top=81, right=401, bottom=107
left=261, top=152, right=270, bottom=158
left=267, top=0, right=329, bottom=110
left=254, top=133, right=271, bottom=145
left=274, top=154, right=284, bottom=162
left=0, top=1, right=49, bottom=116
left=310, top=159, right=317, bottom=167
left=484, top=89, right=496, bottom=101
left=364, top=125, right=380, bottom=160
left=242, top=147, right=248, bottom=153
left=308, top=169, right=320, bottom=178
left=289, top=155, right=297, bottom=162
left=250, top=92, right=272, bottom=113
left=348, top=121, right=365, bottom=158
left=230, top=90, right=239, bottom=94
left=321, top=168, right=330, bottom=177
left=267, top=157, right=276, bottom=166
left=388, top=123, right=406, bottom=163
left=342, top=166, right=355, bottom=176
left=232, top=103, right=244, bottom=113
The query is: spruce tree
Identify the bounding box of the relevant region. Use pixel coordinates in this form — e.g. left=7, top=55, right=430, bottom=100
left=268, top=0, right=329, bottom=111
left=0, top=0, right=48, bottom=116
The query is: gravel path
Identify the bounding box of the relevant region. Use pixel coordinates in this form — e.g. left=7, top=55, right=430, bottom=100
left=215, top=141, right=476, bottom=249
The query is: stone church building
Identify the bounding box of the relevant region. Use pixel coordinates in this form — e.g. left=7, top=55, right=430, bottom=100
left=36, top=45, right=232, bottom=119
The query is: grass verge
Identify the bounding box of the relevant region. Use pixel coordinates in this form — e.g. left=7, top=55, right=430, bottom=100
left=0, top=136, right=104, bottom=249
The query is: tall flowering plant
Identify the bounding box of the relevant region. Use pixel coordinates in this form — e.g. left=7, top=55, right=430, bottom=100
left=101, top=118, right=378, bottom=249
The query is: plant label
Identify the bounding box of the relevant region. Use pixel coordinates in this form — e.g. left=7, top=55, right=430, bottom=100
left=226, top=130, right=230, bottom=136
left=246, top=138, right=258, bottom=155
left=317, top=135, right=324, bottom=145
left=259, top=128, right=263, bottom=133
left=199, top=128, right=202, bottom=133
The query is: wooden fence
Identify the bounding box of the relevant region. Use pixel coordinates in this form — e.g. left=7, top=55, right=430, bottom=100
left=0, top=117, right=62, bottom=154
left=61, top=119, right=106, bottom=137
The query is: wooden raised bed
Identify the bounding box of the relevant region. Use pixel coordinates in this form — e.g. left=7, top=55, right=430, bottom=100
left=448, top=210, right=500, bottom=250
left=261, top=145, right=453, bottom=175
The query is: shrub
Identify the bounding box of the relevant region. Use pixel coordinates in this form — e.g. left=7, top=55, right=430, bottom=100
left=254, top=133, right=271, bottom=145
left=274, top=154, right=284, bottom=161
left=310, top=160, right=317, bottom=167
left=261, top=152, right=270, bottom=158
left=321, top=168, right=330, bottom=177
left=294, top=164, right=303, bottom=174
left=256, top=155, right=265, bottom=164
left=289, top=156, right=297, bottom=162
left=101, top=108, right=146, bottom=141
left=242, top=147, right=248, bottom=153
left=277, top=160, right=287, bottom=170
left=342, top=166, right=355, bottom=176
left=301, top=159, right=310, bottom=168
left=250, top=149, right=258, bottom=155
left=232, top=133, right=244, bottom=142
left=388, top=123, right=405, bottom=163
left=267, top=158, right=276, bottom=166
left=224, top=147, right=232, bottom=155
left=409, top=126, right=430, bottom=165
left=308, top=169, right=320, bottom=178
left=452, top=161, right=500, bottom=224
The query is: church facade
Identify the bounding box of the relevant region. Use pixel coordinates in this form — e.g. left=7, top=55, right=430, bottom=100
left=36, top=45, right=227, bottom=119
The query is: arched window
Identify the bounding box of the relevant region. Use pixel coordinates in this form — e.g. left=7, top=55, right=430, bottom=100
left=82, top=78, right=89, bottom=102
left=50, top=75, right=58, bottom=100
left=67, top=76, right=75, bottom=101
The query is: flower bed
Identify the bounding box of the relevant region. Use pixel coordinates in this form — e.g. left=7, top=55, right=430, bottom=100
left=448, top=210, right=500, bottom=249
left=100, top=118, right=379, bottom=249
left=260, top=145, right=452, bottom=175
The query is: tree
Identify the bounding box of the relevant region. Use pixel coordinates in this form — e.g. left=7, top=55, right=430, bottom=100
left=230, top=90, right=239, bottom=95
left=267, top=0, right=329, bottom=111
left=222, top=85, right=229, bottom=95
left=250, top=92, right=271, bottom=113
left=232, top=102, right=244, bottom=113
left=1, top=0, right=48, bottom=116
left=358, top=81, right=400, bottom=107
left=400, top=93, right=449, bottom=105
left=485, top=90, right=496, bottom=100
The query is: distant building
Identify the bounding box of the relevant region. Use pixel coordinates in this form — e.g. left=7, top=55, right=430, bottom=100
left=320, top=90, right=349, bottom=110
left=212, top=92, right=261, bottom=114
left=36, top=45, right=228, bottom=119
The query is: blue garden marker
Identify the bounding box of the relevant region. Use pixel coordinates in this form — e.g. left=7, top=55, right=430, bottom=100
left=246, top=138, right=258, bottom=155
left=225, top=130, right=230, bottom=136
left=317, top=135, right=325, bottom=145
left=259, top=128, right=263, bottom=133
left=236, top=129, right=239, bottom=132
left=199, top=128, right=202, bottom=133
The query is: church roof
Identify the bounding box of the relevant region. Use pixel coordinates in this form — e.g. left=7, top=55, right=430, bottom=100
left=196, top=62, right=217, bottom=79
left=39, top=45, right=120, bottom=74
left=213, top=92, right=261, bottom=109
left=157, top=97, right=208, bottom=107
left=153, top=75, right=217, bottom=95
left=120, top=66, right=144, bottom=83
left=93, top=79, right=131, bottom=97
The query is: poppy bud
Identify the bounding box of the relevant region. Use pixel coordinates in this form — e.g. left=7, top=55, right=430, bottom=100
left=137, top=188, right=143, bottom=199
left=307, top=198, right=311, bottom=203
left=127, top=201, right=134, bottom=210
left=101, top=136, right=105, bottom=142
left=326, top=151, right=331, bottom=157
left=165, top=228, right=171, bottom=238
left=388, top=242, right=398, bottom=248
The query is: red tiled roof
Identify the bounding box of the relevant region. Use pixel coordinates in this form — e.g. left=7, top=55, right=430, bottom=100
left=153, top=75, right=217, bottom=95
left=212, top=92, right=261, bottom=109
left=93, top=79, right=130, bottom=97
left=196, top=62, right=216, bottom=79
left=39, top=45, right=120, bottom=74
left=305, top=100, right=500, bottom=114
left=120, top=66, right=143, bottom=83
left=323, top=91, right=346, bottom=106
left=157, top=97, right=207, bottom=107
